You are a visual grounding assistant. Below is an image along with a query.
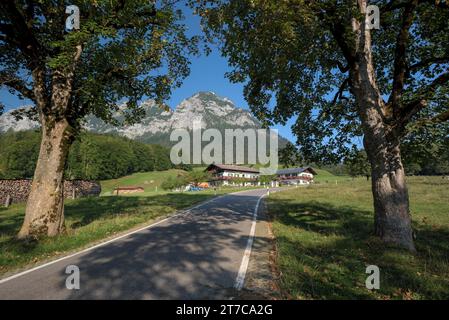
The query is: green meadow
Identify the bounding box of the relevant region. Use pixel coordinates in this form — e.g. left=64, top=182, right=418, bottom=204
left=266, top=176, right=449, bottom=299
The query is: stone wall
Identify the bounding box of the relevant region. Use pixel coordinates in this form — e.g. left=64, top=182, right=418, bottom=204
left=0, top=180, right=101, bottom=205
left=0, top=179, right=31, bottom=204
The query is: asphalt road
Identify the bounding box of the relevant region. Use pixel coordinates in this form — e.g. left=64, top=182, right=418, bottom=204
left=0, top=188, right=278, bottom=300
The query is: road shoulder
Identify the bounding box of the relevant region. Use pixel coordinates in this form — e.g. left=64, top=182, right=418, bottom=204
left=239, top=197, right=282, bottom=299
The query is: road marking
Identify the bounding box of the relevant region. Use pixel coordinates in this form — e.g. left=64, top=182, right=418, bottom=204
left=0, top=193, right=227, bottom=285
left=234, top=192, right=267, bottom=290
left=0, top=188, right=276, bottom=285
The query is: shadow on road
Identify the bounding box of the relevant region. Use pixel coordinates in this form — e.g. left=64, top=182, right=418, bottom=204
left=63, top=193, right=270, bottom=299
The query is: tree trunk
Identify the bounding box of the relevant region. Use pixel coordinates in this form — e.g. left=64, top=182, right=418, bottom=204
left=363, top=133, right=415, bottom=251
left=353, top=85, right=416, bottom=252
left=17, top=118, right=74, bottom=239
left=17, top=45, right=81, bottom=239
left=349, top=0, right=415, bottom=251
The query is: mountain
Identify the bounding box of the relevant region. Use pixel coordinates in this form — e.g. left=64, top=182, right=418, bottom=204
left=0, top=91, right=287, bottom=147
left=0, top=105, right=37, bottom=133
left=84, top=91, right=264, bottom=145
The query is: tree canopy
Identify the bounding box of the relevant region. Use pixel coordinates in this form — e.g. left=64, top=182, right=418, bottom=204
left=345, top=149, right=371, bottom=178
left=279, top=141, right=302, bottom=168
left=1, top=0, right=199, bottom=129
left=193, top=0, right=449, bottom=251
left=1, top=1, right=201, bottom=238
left=194, top=0, right=449, bottom=163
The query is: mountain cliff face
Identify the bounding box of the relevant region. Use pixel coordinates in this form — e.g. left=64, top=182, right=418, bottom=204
left=0, top=105, right=37, bottom=133
left=0, top=92, right=281, bottom=146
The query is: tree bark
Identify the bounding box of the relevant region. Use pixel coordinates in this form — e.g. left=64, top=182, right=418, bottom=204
left=18, top=118, right=74, bottom=238
left=367, top=136, right=414, bottom=251
left=348, top=0, right=415, bottom=251
left=17, top=43, right=81, bottom=238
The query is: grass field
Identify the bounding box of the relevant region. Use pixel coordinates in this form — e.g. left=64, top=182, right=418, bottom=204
left=266, top=176, right=449, bottom=299
left=313, top=168, right=353, bottom=183
left=0, top=169, right=260, bottom=277
left=100, top=169, right=187, bottom=194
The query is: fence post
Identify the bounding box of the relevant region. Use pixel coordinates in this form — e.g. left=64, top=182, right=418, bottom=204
left=4, top=194, right=11, bottom=208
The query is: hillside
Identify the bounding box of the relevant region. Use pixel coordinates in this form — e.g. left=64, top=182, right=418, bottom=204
left=0, top=131, right=172, bottom=180
left=100, top=169, right=188, bottom=195
left=313, top=168, right=350, bottom=182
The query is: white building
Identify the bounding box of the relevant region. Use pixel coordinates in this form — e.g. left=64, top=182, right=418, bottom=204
left=276, top=167, right=317, bottom=185
left=206, top=164, right=260, bottom=187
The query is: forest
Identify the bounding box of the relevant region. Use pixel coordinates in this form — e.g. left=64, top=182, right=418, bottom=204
left=0, top=130, right=172, bottom=180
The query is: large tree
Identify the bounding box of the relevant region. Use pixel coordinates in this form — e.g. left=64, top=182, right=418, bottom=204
left=401, top=122, right=449, bottom=175
left=195, top=0, right=449, bottom=251
left=279, top=141, right=302, bottom=168
left=345, top=149, right=371, bottom=180
left=0, top=0, right=198, bottom=238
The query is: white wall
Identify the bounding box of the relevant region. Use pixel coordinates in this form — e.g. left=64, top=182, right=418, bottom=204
left=221, top=170, right=259, bottom=179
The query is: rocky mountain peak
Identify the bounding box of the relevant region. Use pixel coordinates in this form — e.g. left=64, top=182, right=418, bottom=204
left=0, top=105, right=38, bottom=132
left=0, top=92, right=264, bottom=145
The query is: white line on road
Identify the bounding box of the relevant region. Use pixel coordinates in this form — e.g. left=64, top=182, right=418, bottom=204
left=234, top=192, right=267, bottom=290
left=0, top=188, right=273, bottom=286
left=0, top=194, right=227, bottom=285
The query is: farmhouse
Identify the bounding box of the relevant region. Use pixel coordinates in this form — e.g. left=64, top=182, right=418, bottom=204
left=206, top=164, right=260, bottom=187
left=276, top=167, right=317, bottom=185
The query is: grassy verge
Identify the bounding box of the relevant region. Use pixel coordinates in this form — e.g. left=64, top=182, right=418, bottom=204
left=0, top=185, right=256, bottom=277
left=266, top=176, right=449, bottom=299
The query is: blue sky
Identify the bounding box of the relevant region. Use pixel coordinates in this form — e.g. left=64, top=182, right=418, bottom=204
left=0, top=4, right=297, bottom=143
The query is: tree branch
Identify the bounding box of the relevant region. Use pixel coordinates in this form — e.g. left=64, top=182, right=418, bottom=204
left=398, top=71, right=449, bottom=127
left=303, top=1, right=356, bottom=66
left=0, top=2, right=43, bottom=69
left=381, top=0, right=449, bottom=12
left=381, top=0, right=413, bottom=13
left=328, top=59, right=350, bottom=73
left=420, top=0, right=449, bottom=9
left=102, top=1, right=158, bottom=29
left=0, top=73, right=35, bottom=101
left=412, top=108, right=449, bottom=128
left=331, top=77, right=350, bottom=106
left=409, top=56, right=449, bottom=72
left=431, top=109, right=449, bottom=123
left=329, top=22, right=356, bottom=66
left=389, top=0, right=418, bottom=110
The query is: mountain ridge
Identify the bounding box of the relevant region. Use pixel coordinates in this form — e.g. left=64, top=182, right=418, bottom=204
left=0, top=91, right=288, bottom=147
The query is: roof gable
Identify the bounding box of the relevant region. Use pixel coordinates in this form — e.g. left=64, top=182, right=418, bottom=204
left=276, top=167, right=317, bottom=175
left=206, top=164, right=260, bottom=174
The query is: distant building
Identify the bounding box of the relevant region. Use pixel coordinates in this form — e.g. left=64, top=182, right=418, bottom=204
left=276, top=167, right=317, bottom=185
left=205, top=164, right=260, bottom=187
left=114, top=186, right=145, bottom=195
